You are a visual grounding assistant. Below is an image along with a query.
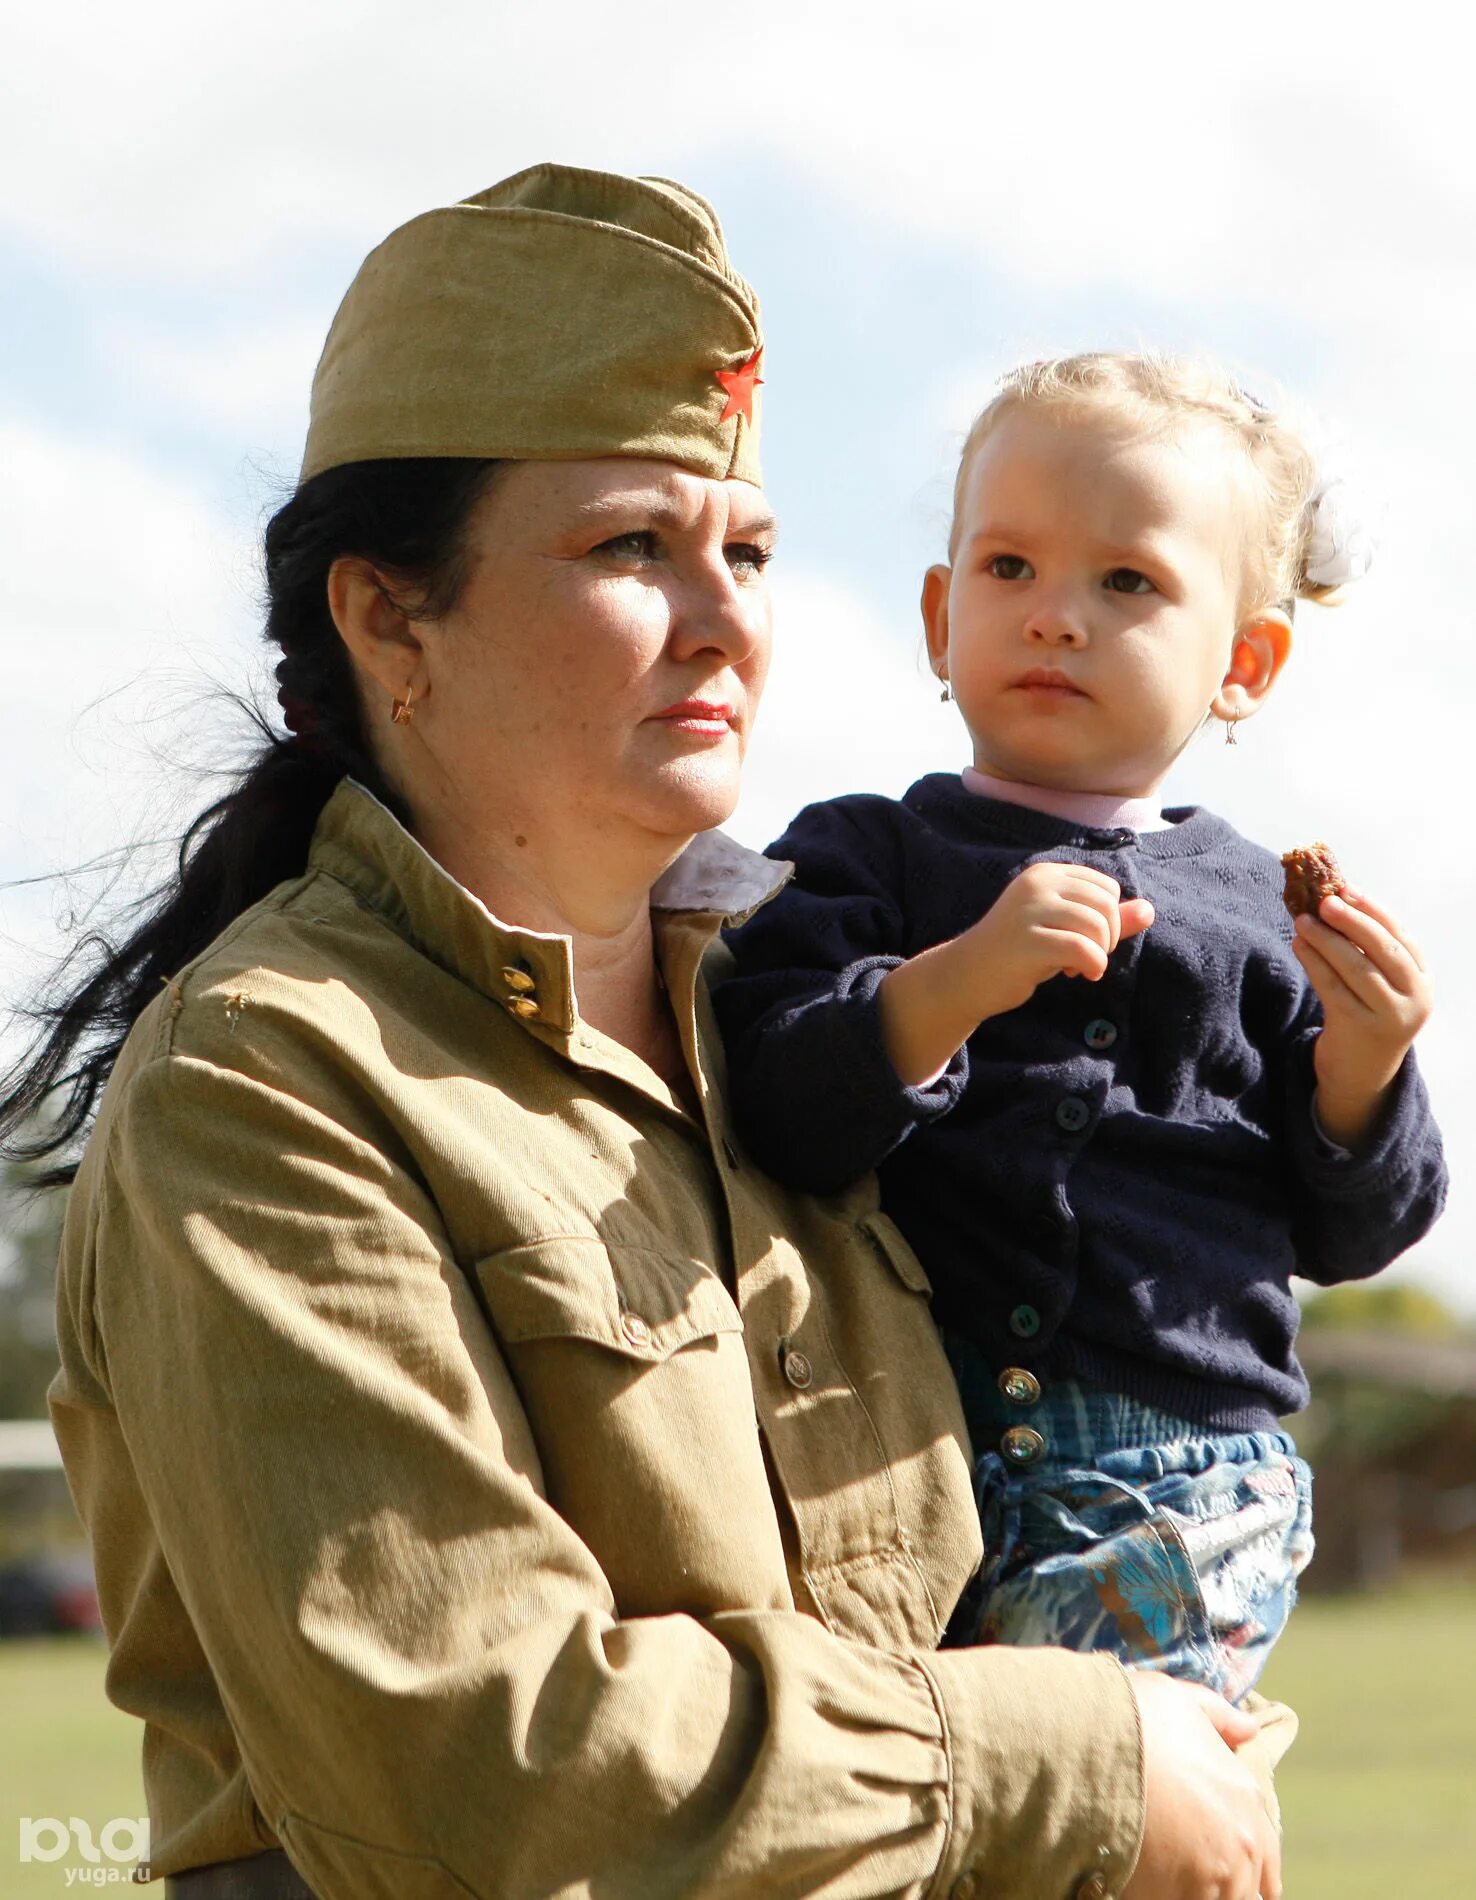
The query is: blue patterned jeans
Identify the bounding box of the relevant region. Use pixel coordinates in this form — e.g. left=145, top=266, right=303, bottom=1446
left=944, top=1334, right=1315, bottom=1703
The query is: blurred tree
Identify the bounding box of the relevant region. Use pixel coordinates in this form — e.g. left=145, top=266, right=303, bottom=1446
left=1295, top=1281, right=1476, bottom=1589
left=0, top=1159, right=67, bottom=1418
left=1299, top=1280, right=1461, bottom=1339
left=1297, top=1282, right=1464, bottom=1465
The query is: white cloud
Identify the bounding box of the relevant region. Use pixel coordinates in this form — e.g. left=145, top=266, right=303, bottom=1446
left=0, top=422, right=262, bottom=1012
left=102, top=315, right=321, bottom=445
left=6, top=0, right=1473, bottom=351
left=730, top=564, right=956, bottom=850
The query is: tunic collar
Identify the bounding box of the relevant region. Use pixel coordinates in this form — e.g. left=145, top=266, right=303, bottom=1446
left=306, top=778, right=789, bottom=1036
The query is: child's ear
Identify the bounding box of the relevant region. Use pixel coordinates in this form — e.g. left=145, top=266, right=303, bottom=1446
left=1211, top=607, right=1293, bottom=726
left=921, top=564, right=952, bottom=680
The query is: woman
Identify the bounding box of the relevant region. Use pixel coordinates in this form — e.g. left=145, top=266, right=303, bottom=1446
left=14, top=164, right=1288, bottom=1898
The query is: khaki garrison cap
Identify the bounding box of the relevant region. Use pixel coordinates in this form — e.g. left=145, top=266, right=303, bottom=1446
left=300, top=162, right=764, bottom=487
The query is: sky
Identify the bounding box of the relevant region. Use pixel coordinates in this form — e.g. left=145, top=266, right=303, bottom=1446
left=2, top=0, right=1472, bottom=1310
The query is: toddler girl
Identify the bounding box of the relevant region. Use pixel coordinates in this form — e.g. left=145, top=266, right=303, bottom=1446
left=714, top=353, right=1447, bottom=1702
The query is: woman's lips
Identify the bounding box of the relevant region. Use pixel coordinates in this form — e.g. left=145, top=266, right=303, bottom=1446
left=649, top=699, right=736, bottom=736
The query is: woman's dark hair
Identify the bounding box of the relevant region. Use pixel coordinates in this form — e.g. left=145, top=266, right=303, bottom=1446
left=2, top=457, right=502, bottom=1185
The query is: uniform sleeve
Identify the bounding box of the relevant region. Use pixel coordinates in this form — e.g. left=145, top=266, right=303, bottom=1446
left=70, top=1047, right=1144, bottom=1900
left=1280, top=994, right=1449, bottom=1286
left=714, top=801, right=969, bottom=1194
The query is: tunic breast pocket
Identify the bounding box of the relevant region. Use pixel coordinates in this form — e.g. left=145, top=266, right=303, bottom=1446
left=471, top=1239, right=791, bottom=1617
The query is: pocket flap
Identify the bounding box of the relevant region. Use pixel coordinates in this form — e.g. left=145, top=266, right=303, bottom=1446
left=476, top=1237, right=745, bottom=1360
left=859, top=1212, right=933, bottom=1295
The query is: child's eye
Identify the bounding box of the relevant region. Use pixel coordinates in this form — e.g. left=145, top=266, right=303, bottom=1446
left=986, top=554, right=1034, bottom=581
left=1104, top=567, right=1155, bottom=595
left=725, top=542, right=773, bottom=579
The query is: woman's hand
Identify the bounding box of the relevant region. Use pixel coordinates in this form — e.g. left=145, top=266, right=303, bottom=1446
left=1124, top=1672, right=1282, bottom=1900
left=1291, top=888, right=1432, bottom=1151
left=880, top=862, right=1153, bottom=1087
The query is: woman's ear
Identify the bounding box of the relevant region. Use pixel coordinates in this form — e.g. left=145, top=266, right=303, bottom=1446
left=1211, top=607, right=1293, bottom=727
left=921, top=564, right=952, bottom=683
left=327, top=557, right=428, bottom=704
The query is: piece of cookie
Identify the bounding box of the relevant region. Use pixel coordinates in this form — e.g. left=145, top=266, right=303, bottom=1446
left=1281, top=841, right=1345, bottom=919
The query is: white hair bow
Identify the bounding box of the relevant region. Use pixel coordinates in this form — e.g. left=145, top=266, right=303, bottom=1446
left=1304, top=476, right=1375, bottom=589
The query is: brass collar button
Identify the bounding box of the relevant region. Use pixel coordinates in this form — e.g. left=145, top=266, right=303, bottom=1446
left=1000, top=1424, right=1046, bottom=1466
left=506, top=996, right=542, bottom=1020
left=1074, top=1874, right=1112, bottom=1900
left=997, top=1367, right=1041, bottom=1406
left=501, top=966, right=537, bottom=993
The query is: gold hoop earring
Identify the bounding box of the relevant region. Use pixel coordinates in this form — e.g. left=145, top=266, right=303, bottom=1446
left=1225, top=712, right=1238, bottom=746
left=391, top=683, right=417, bottom=726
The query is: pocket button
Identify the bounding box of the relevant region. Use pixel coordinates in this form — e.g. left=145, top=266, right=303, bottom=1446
left=782, top=1347, right=814, bottom=1390
left=620, top=1311, right=652, bottom=1349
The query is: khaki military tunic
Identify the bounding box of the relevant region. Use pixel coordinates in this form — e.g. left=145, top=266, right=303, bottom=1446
left=51, top=779, right=1153, bottom=1897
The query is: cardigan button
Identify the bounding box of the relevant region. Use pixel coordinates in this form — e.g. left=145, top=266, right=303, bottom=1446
left=1001, top=1425, right=1046, bottom=1466
left=1009, top=1303, right=1042, bottom=1339
left=998, top=1367, right=1041, bottom=1406
left=1054, top=1095, right=1091, bottom=1133
left=1083, top=1017, right=1118, bottom=1050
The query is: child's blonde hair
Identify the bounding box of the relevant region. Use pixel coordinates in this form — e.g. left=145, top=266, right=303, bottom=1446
left=948, top=352, right=1339, bottom=615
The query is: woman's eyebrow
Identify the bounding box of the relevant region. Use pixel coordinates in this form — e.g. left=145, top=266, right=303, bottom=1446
left=570, top=495, right=779, bottom=538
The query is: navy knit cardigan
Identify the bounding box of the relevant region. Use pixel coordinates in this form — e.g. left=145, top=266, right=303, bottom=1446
left=714, top=774, right=1448, bottom=1428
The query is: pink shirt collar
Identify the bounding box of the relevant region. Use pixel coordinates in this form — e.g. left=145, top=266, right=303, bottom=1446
left=960, top=767, right=1172, bottom=833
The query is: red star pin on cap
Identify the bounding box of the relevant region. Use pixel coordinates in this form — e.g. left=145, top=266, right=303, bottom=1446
left=715, top=346, right=764, bottom=424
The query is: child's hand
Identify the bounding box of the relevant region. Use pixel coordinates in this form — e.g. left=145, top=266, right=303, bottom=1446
left=878, top=861, right=1152, bottom=1088
left=963, top=861, right=1155, bottom=1020
left=1291, top=887, right=1432, bottom=1152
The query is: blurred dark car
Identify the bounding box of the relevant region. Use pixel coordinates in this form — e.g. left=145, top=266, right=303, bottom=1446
left=0, top=1550, right=101, bottom=1637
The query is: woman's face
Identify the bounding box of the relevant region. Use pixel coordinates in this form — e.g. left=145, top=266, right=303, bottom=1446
left=419, top=457, right=777, bottom=856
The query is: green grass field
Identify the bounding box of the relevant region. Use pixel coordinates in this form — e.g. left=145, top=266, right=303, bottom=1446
left=2, top=1583, right=1473, bottom=1895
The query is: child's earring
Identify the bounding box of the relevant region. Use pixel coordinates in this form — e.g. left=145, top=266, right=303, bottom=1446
left=1225, top=711, right=1239, bottom=746
left=938, top=675, right=953, bottom=703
